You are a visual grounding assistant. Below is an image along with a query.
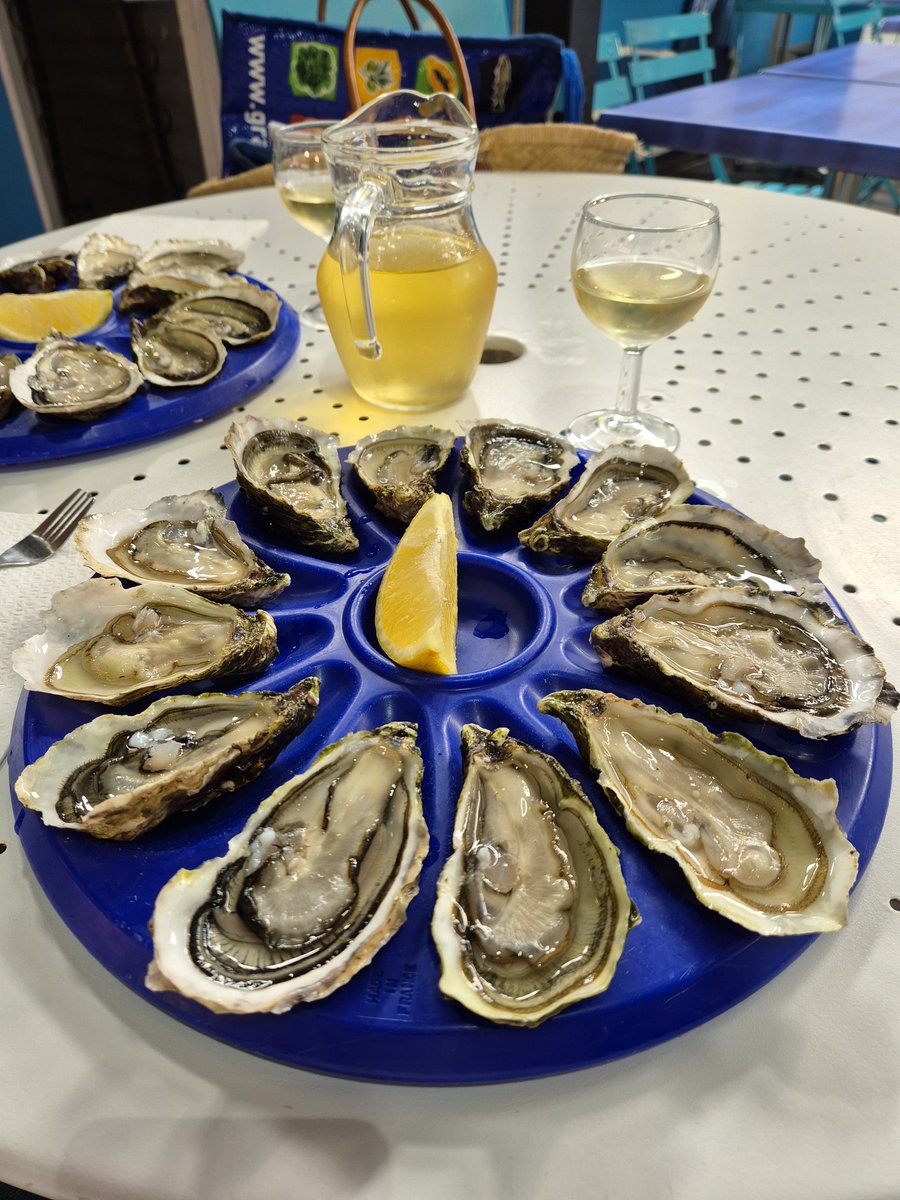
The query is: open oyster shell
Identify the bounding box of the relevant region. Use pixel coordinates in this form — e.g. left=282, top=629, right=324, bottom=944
left=432, top=724, right=633, bottom=1027
left=160, top=281, right=281, bottom=346
left=74, top=489, right=289, bottom=607
left=135, top=238, right=244, bottom=276
left=591, top=585, right=898, bottom=739
left=583, top=504, right=826, bottom=611
left=146, top=721, right=427, bottom=1014
left=348, top=424, right=455, bottom=523
left=0, top=353, right=21, bottom=420
left=76, top=232, right=140, bottom=288
left=460, top=419, right=579, bottom=531
left=12, top=578, right=278, bottom=706
left=226, top=416, right=358, bottom=554
left=15, top=679, right=319, bottom=841
left=0, top=250, right=75, bottom=293
left=539, top=689, right=859, bottom=936
left=131, top=313, right=227, bottom=387
left=519, top=444, right=693, bottom=558
left=119, top=266, right=234, bottom=314
left=9, top=337, right=143, bottom=420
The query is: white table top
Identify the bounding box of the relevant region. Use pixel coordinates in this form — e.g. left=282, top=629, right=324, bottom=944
left=1, top=174, right=899, bottom=1200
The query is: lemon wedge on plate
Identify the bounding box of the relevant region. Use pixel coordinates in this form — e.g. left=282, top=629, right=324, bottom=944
left=0, top=289, right=113, bottom=342
left=375, top=491, right=458, bottom=674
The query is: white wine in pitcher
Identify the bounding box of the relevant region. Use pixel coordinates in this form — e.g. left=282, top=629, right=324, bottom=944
left=318, top=227, right=496, bottom=411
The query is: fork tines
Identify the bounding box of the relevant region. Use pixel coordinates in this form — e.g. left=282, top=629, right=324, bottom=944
left=33, top=488, right=95, bottom=548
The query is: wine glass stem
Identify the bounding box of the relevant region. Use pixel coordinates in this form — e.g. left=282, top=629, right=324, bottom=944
left=616, top=346, right=645, bottom=421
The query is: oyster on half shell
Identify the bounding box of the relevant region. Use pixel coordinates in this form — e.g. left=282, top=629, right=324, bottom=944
left=539, top=689, right=859, bottom=935
left=432, top=724, right=633, bottom=1027
left=12, top=578, right=278, bottom=706
left=582, top=504, right=826, bottom=612
left=119, top=266, right=234, bottom=314
left=76, top=232, right=140, bottom=288
left=226, top=417, right=358, bottom=554
left=0, top=353, right=21, bottom=420
left=9, top=337, right=143, bottom=420
left=135, top=238, right=244, bottom=276
left=15, top=679, right=319, bottom=841
left=146, top=722, right=427, bottom=1014
left=591, top=585, right=898, bottom=739
left=74, top=490, right=289, bottom=607
left=460, top=420, right=579, bottom=532
left=348, top=424, right=455, bottom=523
left=160, top=281, right=281, bottom=346
left=131, top=313, right=227, bottom=387
left=519, top=444, right=693, bottom=558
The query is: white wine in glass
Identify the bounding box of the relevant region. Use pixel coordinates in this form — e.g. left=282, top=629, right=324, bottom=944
left=567, top=193, right=720, bottom=453
left=272, top=120, right=336, bottom=332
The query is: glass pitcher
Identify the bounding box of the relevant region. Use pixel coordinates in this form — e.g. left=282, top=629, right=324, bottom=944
left=317, top=90, right=497, bottom=411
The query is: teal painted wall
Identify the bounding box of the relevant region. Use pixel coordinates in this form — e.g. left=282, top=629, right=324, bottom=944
left=0, top=74, right=43, bottom=243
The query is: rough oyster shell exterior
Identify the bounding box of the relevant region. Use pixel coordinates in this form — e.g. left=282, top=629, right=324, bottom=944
left=76, top=232, right=140, bottom=288
left=9, top=337, right=143, bottom=419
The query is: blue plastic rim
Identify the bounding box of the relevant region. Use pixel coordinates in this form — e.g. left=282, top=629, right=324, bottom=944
left=0, top=277, right=300, bottom=465
left=7, top=451, right=893, bottom=1085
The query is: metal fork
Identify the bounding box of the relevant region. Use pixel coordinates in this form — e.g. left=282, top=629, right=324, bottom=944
left=0, top=489, right=95, bottom=568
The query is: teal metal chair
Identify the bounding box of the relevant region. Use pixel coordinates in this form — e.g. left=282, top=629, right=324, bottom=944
left=622, top=12, right=731, bottom=183
left=831, top=1, right=884, bottom=42
left=592, top=31, right=633, bottom=117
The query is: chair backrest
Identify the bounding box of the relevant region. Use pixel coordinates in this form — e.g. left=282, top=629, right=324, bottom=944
left=593, top=31, right=633, bottom=114
left=831, top=2, right=884, bottom=43
left=624, top=11, right=716, bottom=99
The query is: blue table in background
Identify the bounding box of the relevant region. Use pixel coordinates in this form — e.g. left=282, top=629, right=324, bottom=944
left=761, top=40, right=900, bottom=84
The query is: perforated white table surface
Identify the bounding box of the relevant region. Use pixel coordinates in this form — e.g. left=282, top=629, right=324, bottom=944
left=1, top=175, right=898, bottom=1200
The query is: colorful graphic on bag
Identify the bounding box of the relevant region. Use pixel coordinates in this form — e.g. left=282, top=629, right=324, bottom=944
left=355, top=47, right=401, bottom=98
left=289, top=40, right=339, bottom=100
left=476, top=51, right=556, bottom=122
left=414, top=54, right=461, bottom=98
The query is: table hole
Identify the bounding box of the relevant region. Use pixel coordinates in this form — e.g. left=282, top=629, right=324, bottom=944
left=689, top=406, right=702, bottom=413
left=480, top=335, right=525, bottom=365
left=888, top=419, right=899, bottom=426
left=773, top=430, right=785, bottom=437
left=873, top=514, right=887, bottom=523
left=274, top=397, right=285, bottom=404
left=178, top=459, right=190, bottom=466
left=807, top=326, right=819, bottom=332
left=332, top=402, right=343, bottom=409
left=793, top=402, right=806, bottom=409
left=843, top=584, right=857, bottom=593
left=133, top=473, right=145, bottom=481
left=866, top=457, right=879, bottom=464
left=737, top=456, right=750, bottom=464
left=818, top=443, right=831, bottom=451
left=889, top=898, right=900, bottom=912
left=893, top=618, right=900, bottom=627
left=798, top=376, right=810, bottom=383
left=359, top=415, right=369, bottom=422
left=37, top=509, right=47, bottom=515
left=779, top=474, right=793, bottom=482
left=730, top=417, right=742, bottom=425
left=698, top=439, right=711, bottom=447
left=675, top=364, right=686, bottom=371
left=756, top=372, right=768, bottom=379
left=838, top=411, right=852, bottom=417
left=824, top=492, right=839, bottom=501
left=313, top=388, right=323, bottom=395
left=707, top=386, right=719, bottom=393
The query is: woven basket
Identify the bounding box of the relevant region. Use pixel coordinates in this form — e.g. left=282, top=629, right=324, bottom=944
left=187, top=164, right=274, bottom=198
left=477, top=123, right=639, bottom=174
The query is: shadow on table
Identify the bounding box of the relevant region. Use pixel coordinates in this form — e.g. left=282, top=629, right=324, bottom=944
left=0, top=1185, right=46, bottom=1199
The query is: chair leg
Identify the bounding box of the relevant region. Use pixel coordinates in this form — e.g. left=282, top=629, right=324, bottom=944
left=710, top=153, right=731, bottom=183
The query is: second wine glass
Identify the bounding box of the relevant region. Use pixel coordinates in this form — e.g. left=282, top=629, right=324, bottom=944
left=566, top=192, right=720, bottom=453
left=272, top=120, right=336, bottom=332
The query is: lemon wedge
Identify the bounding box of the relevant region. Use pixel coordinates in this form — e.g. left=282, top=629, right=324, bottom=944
left=0, top=289, right=113, bottom=341
left=375, top=492, right=458, bottom=674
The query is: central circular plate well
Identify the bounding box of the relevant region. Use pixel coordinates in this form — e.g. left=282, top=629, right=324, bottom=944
left=7, top=448, right=893, bottom=1085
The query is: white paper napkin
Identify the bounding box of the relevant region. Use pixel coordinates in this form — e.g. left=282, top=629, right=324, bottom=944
left=0, top=512, right=92, bottom=750
left=60, top=214, right=269, bottom=254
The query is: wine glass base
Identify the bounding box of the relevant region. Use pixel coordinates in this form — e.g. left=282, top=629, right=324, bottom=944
left=565, top=408, right=680, bottom=453
left=300, top=301, right=329, bottom=334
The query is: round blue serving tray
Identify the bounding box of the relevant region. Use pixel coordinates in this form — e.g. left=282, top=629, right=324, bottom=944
left=7, top=450, right=893, bottom=1085
left=0, top=277, right=299, bottom=465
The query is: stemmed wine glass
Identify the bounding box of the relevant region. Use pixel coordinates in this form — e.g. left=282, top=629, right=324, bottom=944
left=566, top=193, right=720, bottom=452
left=272, top=120, right=337, bottom=333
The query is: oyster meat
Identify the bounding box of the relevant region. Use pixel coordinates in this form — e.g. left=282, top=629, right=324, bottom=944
left=591, top=585, right=898, bottom=739
left=0, top=353, right=21, bottom=420
left=76, top=232, right=140, bottom=288
left=9, top=337, right=143, bottom=420
left=519, top=444, right=693, bottom=558
left=146, top=722, right=427, bottom=1014
left=160, top=281, right=281, bottom=346
left=460, top=419, right=579, bottom=531
left=432, top=724, right=633, bottom=1027
left=15, top=679, right=319, bottom=841
left=539, top=689, right=859, bottom=935
left=74, top=489, right=289, bottom=607
left=583, top=503, right=826, bottom=612
left=135, top=238, right=244, bottom=276
left=119, top=266, right=235, bottom=314
left=348, top=424, right=455, bottom=523
left=131, top=313, right=227, bottom=387
left=12, top=578, right=278, bottom=706
left=226, top=417, right=358, bottom=554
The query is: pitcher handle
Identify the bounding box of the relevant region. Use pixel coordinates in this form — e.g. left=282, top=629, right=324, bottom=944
left=333, top=178, right=384, bottom=360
